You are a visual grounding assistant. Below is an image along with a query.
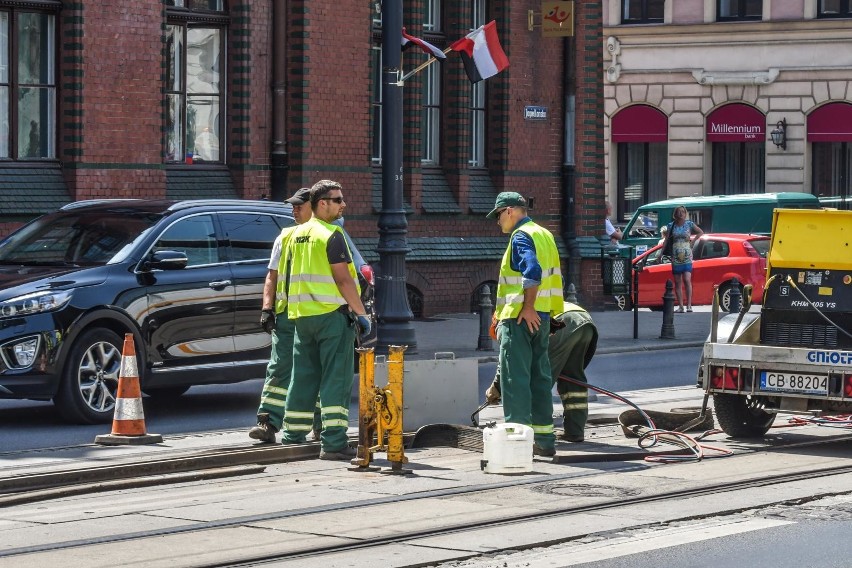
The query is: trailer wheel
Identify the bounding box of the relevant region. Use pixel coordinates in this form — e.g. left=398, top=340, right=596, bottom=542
left=713, top=393, right=775, bottom=438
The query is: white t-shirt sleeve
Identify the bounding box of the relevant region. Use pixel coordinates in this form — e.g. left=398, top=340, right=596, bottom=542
left=605, top=218, right=616, bottom=237
left=267, top=234, right=283, bottom=270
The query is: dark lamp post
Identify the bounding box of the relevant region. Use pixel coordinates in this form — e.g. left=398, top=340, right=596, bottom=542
left=375, top=0, right=417, bottom=352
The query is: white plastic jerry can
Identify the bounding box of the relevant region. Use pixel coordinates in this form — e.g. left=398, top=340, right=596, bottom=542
left=481, top=422, right=534, bottom=474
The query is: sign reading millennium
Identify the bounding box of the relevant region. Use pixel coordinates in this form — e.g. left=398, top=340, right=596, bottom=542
left=524, top=106, right=548, bottom=121
left=710, top=122, right=762, bottom=140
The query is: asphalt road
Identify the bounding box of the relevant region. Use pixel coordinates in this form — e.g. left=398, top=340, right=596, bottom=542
left=0, top=346, right=702, bottom=452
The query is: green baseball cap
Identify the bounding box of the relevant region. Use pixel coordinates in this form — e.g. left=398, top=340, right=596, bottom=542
left=486, top=192, right=527, bottom=219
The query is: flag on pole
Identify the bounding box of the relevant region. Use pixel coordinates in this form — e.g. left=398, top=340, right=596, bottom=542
left=402, top=28, right=447, bottom=60
left=449, top=21, right=509, bottom=83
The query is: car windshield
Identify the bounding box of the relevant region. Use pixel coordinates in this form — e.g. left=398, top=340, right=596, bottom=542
left=0, top=208, right=164, bottom=266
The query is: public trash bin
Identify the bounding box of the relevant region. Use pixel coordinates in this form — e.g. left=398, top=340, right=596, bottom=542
left=601, top=246, right=632, bottom=296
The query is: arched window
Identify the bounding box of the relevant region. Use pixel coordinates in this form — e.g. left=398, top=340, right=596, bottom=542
left=707, top=104, right=765, bottom=195
left=612, top=105, right=668, bottom=222
left=808, top=102, right=852, bottom=209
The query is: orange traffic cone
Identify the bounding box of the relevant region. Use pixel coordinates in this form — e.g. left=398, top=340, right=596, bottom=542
left=95, top=333, right=163, bottom=445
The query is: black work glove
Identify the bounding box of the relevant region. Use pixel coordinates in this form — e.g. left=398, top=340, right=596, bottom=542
left=549, top=318, right=566, bottom=336
left=260, top=309, right=275, bottom=334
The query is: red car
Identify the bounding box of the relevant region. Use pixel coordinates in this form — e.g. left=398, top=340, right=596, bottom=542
left=617, top=233, right=769, bottom=312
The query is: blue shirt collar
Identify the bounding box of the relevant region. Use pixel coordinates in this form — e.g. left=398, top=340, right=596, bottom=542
left=512, top=216, right=532, bottom=232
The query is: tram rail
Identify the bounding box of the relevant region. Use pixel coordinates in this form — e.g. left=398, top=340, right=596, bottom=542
left=2, top=437, right=852, bottom=565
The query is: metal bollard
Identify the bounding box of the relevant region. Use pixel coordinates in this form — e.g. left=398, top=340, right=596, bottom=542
left=477, top=284, right=494, bottom=351
left=728, top=277, right=742, bottom=314
left=660, top=279, right=675, bottom=339
left=565, top=283, right=578, bottom=304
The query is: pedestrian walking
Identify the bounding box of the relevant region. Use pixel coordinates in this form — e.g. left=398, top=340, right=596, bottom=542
left=487, top=191, right=564, bottom=457
left=248, top=188, right=317, bottom=443
left=280, top=180, right=371, bottom=460
left=486, top=302, right=598, bottom=443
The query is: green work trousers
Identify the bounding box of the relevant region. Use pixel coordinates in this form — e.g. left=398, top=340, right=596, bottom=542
left=256, top=312, right=321, bottom=432
left=548, top=318, right=597, bottom=438
left=282, top=310, right=355, bottom=452
left=497, top=318, right=555, bottom=450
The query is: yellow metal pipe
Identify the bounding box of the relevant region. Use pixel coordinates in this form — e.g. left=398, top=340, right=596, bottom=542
left=352, top=348, right=377, bottom=468
left=385, top=345, right=408, bottom=468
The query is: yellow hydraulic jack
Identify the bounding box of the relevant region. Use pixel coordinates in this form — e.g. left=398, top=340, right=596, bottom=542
left=350, top=345, right=411, bottom=474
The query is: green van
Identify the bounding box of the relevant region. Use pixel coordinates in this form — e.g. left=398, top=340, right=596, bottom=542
left=620, top=192, right=820, bottom=255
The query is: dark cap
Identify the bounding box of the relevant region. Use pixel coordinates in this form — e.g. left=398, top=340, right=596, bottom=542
left=285, top=187, right=311, bottom=205
left=486, top=191, right=527, bottom=219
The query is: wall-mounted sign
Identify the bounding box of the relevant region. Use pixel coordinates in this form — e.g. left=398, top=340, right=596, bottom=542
left=524, top=106, right=548, bottom=121
left=541, top=1, right=574, bottom=38
left=706, top=103, right=766, bottom=142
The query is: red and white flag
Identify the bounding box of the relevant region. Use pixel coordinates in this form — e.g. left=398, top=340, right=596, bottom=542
left=450, top=21, right=509, bottom=83
left=402, top=28, right=446, bottom=60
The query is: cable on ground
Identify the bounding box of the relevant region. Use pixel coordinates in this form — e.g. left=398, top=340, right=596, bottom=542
left=558, top=374, right=733, bottom=463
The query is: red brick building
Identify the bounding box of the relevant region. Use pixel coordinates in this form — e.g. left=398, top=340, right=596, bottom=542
left=0, top=0, right=606, bottom=315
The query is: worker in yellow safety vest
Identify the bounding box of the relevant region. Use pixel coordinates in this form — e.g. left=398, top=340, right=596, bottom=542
left=487, top=301, right=598, bottom=443
left=487, top=191, right=564, bottom=457
left=249, top=187, right=318, bottom=443
left=280, top=180, right=370, bottom=461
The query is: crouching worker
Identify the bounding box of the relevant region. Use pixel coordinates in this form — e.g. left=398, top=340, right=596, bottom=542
left=486, top=301, right=598, bottom=443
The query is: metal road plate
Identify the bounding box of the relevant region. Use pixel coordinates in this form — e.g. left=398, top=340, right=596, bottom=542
left=760, top=371, right=828, bottom=395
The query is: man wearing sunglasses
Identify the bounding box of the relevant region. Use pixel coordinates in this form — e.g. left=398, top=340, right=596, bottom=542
left=249, top=187, right=321, bottom=443
left=279, top=180, right=370, bottom=460
left=486, top=191, right=564, bottom=457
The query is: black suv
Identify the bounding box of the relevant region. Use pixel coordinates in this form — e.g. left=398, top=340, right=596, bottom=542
left=0, top=199, right=375, bottom=423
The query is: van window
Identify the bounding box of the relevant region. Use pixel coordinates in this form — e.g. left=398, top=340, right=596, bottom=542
left=629, top=210, right=659, bottom=237
left=688, top=209, right=712, bottom=230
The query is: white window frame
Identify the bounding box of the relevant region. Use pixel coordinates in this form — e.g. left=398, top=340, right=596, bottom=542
left=421, top=64, right=440, bottom=165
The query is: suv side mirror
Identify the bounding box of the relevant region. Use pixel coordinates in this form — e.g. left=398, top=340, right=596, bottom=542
left=142, top=250, right=188, bottom=271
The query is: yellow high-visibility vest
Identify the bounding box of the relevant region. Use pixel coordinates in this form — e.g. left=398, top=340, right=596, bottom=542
left=495, top=222, right=563, bottom=320
left=273, top=225, right=300, bottom=315
left=286, top=218, right=359, bottom=319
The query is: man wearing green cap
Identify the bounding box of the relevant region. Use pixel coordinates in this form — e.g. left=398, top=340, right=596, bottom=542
left=249, top=187, right=318, bottom=443
left=487, top=191, right=564, bottom=456
left=486, top=301, right=598, bottom=443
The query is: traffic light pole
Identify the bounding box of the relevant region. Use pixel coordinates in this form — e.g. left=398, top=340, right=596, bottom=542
left=375, top=0, right=417, bottom=352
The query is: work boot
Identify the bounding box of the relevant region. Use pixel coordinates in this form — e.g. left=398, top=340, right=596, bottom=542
left=561, top=433, right=585, bottom=443
left=532, top=444, right=556, bottom=457
left=249, top=413, right=278, bottom=443
left=318, top=445, right=357, bottom=461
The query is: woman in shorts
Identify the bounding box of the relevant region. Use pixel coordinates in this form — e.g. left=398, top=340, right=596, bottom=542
left=667, top=205, right=703, bottom=312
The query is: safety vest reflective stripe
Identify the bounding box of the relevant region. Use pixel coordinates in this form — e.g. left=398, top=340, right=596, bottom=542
left=498, top=267, right=562, bottom=287
left=495, top=222, right=563, bottom=320
left=323, top=419, right=349, bottom=428
left=563, top=403, right=587, bottom=410
left=288, top=293, right=347, bottom=305
left=286, top=218, right=359, bottom=319
left=290, top=274, right=339, bottom=284
left=496, top=287, right=563, bottom=307
left=274, top=226, right=300, bottom=314
left=260, top=396, right=286, bottom=407
left=283, top=422, right=312, bottom=431
left=321, top=406, right=349, bottom=416
left=531, top=424, right=555, bottom=434
left=286, top=410, right=315, bottom=420
left=560, top=391, right=587, bottom=400
left=266, top=386, right=287, bottom=396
